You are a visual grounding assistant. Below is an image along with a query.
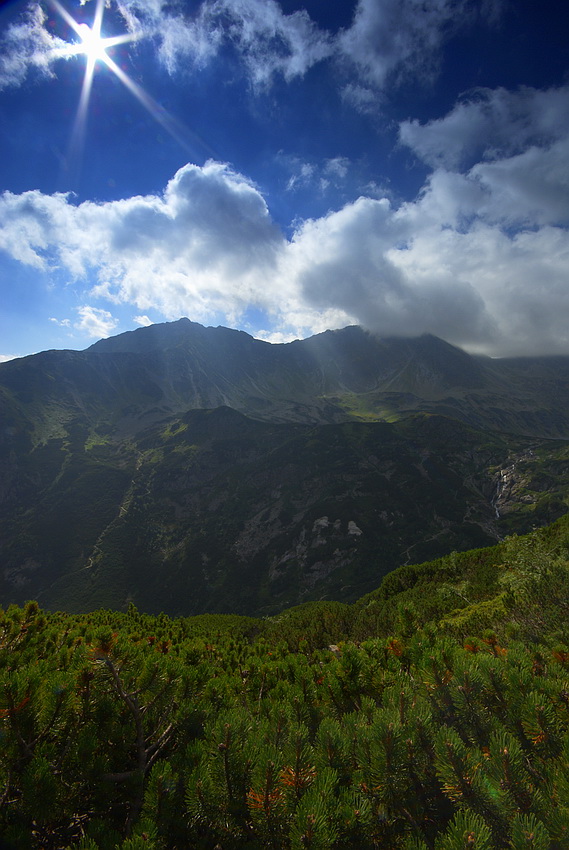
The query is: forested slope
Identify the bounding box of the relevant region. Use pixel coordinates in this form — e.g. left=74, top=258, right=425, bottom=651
left=1, top=515, right=569, bottom=848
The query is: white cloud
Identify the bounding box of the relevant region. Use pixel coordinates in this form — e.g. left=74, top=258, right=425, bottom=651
left=210, top=0, right=333, bottom=87
left=2, top=103, right=569, bottom=356
left=286, top=162, right=315, bottom=192
left=396, top=87, right=569, bottom=230
left=324, top=157, right=350, bottom=180
left=109, top=0, right=332, bottom=85
left=74, top=306, right=119, bottom=338
left=1, top=0, right=501, bottom=98
left=0, top=0, right=220, bottom=90
left=282, top=80, right=569, bottom=355
left=337, top=0, right=493, bottom=92
left=253, top=329, right=298, bottom=344
left=103, top=0, right=333, bottom=86
left=120, top=0, right=502, bottom=93
left=471, top=137, right=569, bottom=227
left=134, top=314, right=153, bottom=326
left=0, top=189, right=87, bottom=273
left=278, top=187, right=569, bottom=355
left=281, top=127, right=569, bottom=355
left=147, top=2, right=223, bottom=73
left=400, top=86, right=569, bottom=170
left=288, top=196, right=496, bottom=348
left=282, top=155, right=351, bottom=195
left=0, top=3, right=69, bottom=89
left=0, top=160, right=289, bottom=326
left=340, top=82, right=377, bottom=113
left=0, top=354, right=21, bottom=363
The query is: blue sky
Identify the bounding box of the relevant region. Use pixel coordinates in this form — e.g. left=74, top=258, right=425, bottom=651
left=1, top=0, right=569, bottom=360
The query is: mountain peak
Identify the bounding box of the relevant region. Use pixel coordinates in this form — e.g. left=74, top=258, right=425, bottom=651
left=3, top=318, right=569, bottom=619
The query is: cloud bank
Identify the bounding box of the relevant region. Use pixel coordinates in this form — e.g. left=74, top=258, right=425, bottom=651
left=2, top=82, right=569, bottom=356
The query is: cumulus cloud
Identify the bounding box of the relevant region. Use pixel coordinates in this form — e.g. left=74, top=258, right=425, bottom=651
left=285, top=85, right=569, bottom=355
left=470, top=138, right=569, bottom=228
left=400, top=86, right=569, bottom=170
left=49, top=308, right=119, bottom=338
left=398, top=86, right=569, bottom=228
left=278, top=175, right=569, bottom=356
left=0, top=160, right=290, bottom=326
left=2, top=78, right=569, bottom=357
left=288, top=196, right=497, bottom=349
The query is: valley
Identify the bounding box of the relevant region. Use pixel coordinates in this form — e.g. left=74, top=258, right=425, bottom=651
left=1, top=319, right=569, bottom=617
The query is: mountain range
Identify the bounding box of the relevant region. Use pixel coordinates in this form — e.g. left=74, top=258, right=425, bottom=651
left=1, top=318, right=569, bottom=616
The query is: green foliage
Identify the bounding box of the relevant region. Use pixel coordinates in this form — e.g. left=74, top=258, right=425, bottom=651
left=435, top=810, right=494, bottom=849
left=509, top=814, right=551, bottom=850
left=1, top=518, right=569, bottom=847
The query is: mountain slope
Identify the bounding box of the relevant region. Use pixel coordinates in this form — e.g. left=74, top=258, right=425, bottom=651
left=4, top=318, right=569, bottom=439
left=2, top=404, right=568, bottom=616
left=2, top=319, right=569, bottom=616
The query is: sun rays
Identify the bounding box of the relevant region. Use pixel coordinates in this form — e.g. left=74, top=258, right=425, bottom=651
left=51, top=0, right=136, bottom=82
left=49, top=0, right=138, bottom=178
left=48, top=0, right=207, bottom=183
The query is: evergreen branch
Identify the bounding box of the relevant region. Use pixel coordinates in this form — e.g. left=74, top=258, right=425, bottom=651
left=103, top=657, right=146, bottom=773
left=102, top=769, right=140, bottom=782
left=31, top=690, right=67, bottom=749
left=145, top=722, right=174, bottom=761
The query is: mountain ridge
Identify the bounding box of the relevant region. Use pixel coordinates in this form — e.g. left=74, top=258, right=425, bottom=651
left=4, top=318, right=569, bottom=438
left=2, top=318, right=569, bottom=617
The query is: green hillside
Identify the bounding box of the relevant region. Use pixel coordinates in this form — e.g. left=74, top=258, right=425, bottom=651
left=4, top=321, right=569, bottom=617
left=1, top=516, right=569, bottom=848
left=4, top=408, right=569, bottom=617
left=2, top=322, right=569, bottom=847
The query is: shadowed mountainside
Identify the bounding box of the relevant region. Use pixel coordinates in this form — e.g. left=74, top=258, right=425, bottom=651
left=1, top=319, right=569, bottom=616
left=3, top=319, right=569, bottom=438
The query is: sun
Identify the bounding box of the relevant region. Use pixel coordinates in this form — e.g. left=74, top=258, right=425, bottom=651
left=49, top=0, right=204, bottom=171
left=76, top=22, right=111, bottom=65
left=49, top=0, right=138, bottom=169
left=52, top=0, right=135, bottom=71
